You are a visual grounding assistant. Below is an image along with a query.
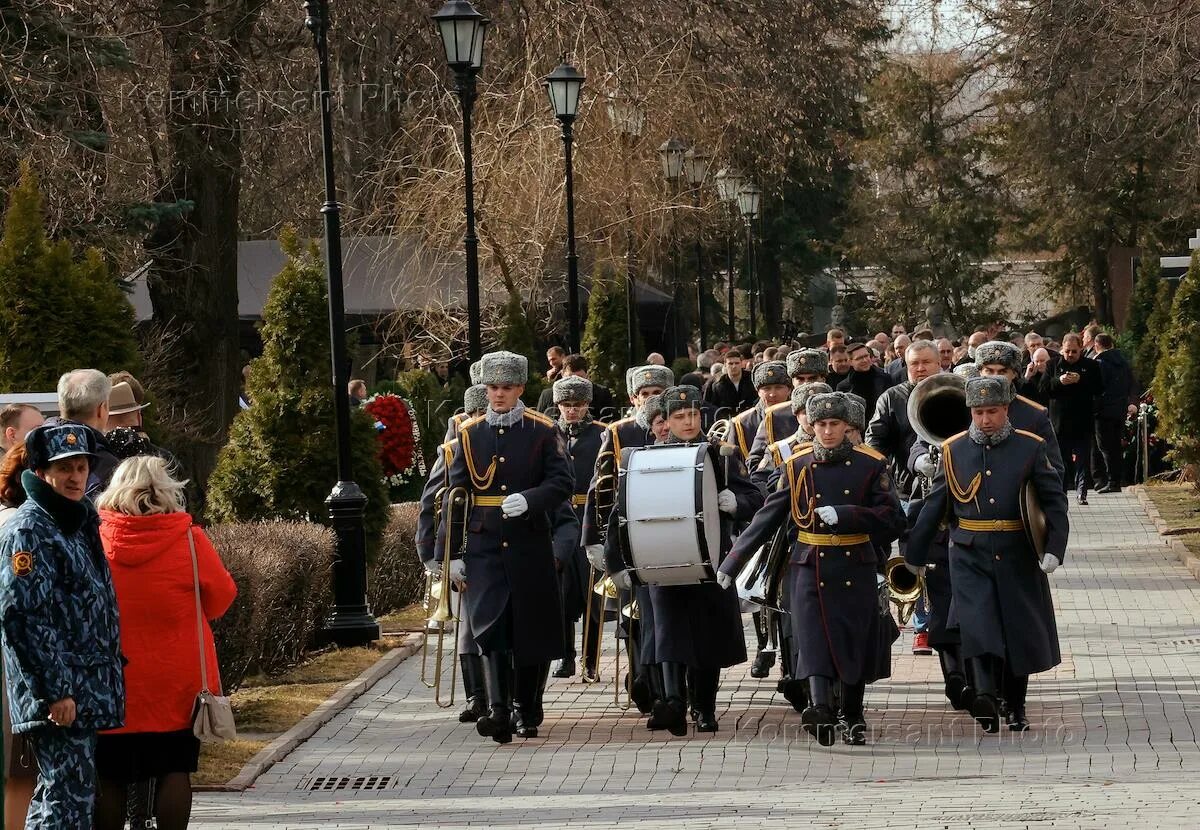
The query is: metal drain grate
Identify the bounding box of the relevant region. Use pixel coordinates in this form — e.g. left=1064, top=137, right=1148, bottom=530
left=305, top=775, right=392, bottom=792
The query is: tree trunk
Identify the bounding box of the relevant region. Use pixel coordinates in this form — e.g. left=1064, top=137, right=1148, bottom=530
left=1091, top=237, right=1113, bottom=325
left=142, top=0, right=263, bottom=501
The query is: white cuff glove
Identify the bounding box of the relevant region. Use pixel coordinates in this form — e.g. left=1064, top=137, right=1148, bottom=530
left=423, top=558, right=440, bottom=575
left=904, top=562, right=926, bottom=578
left=585, top=544, right=606, bottom=571
left=914, top=453, right=936, bottom=478
left=449, top=558, right=467, bottom=584
left=815, top=505, right=839, bottom=526
left=1040, top=553, right=1061, bottom=574
left=716, top=571, right=734, bottom=590
left=717, top=489, right=738, bottom=515
left=501, top=493, right=528, bottom=517
left=612, top=569, right=634, bottom=591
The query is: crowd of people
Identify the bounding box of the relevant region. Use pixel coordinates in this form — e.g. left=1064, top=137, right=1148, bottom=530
left=0, top=370, right=236, bottom=829
left=421, top=314, right=1136, bottom=747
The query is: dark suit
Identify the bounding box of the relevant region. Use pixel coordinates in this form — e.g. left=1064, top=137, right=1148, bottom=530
left=1048, top=355, right=1102, bottom=494
left=703, top=372, right=757, bottom=419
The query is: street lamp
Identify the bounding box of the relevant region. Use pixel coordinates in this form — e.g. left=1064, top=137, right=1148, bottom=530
left=545, top=59, right=585, bottom=353
left=737, top=182, right=762, bottom=337
left=607, top=91, right=643, bottom=367
left=303, top=0, right=379, bottom=646
left=659, top=138, right=687, bottom=359
left=683, top=148, right=710, bottom=350
left=714, top=167, right=744, bottom=342
left=433, top=0, right=489, bottom=360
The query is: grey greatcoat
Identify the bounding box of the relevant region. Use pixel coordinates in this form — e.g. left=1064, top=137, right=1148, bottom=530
left=441, top=408, right=574, bottom=665
left=907, top=428, right=1068, bottom=676
left=723, top=444, right=905, bottom=685
left=746, top=403, right=799, bottom=475
left=606, top=439, right=762, bottom=669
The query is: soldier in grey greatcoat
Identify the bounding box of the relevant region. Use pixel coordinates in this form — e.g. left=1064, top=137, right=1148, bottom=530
left=907, top=376, right=1068, bottom=733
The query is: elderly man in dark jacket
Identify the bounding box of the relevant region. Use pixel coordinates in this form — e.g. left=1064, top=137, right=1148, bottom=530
left=1091, top=333, right=1137, bottom=492
left=1048, top=333, right=1102, bottom=503
left=0, top=424, right=125, bottom=827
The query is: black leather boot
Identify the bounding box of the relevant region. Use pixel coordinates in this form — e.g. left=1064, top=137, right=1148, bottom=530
left=458, top=654, right=488, bottom=723
left=553, top=623, right=575, bottom=678
left=938, top=646, right=970, bottom=712
left=627, top=636, right=654, bottom=714
left=647, top=662, right=688, bottom=736
left=966, top=655, right=1001, bottom=734
left=477, top=651, right=513, bottom=743
left=801, top=675, right=838, bottom=747
left=839, top=682, right=867, bottom=745
left=750, top=612, right=775, bottom=678
left=512, top=663, right=550, bottom=738
left=691, top=667, right=720, bottom=733
left=1003, top=666, right=1030, bottom=732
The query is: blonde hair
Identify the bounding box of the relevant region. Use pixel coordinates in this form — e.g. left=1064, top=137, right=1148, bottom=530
left=97, top=456, right=188, bottom=515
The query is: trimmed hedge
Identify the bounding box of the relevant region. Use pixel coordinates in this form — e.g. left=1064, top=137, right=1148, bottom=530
left=206, top=521, right=335, bottom=691
left=368, top=502, right=426, bottom=617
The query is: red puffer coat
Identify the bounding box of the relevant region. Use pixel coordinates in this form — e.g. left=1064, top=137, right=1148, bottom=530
left=99, top=510, right=237, bottom=734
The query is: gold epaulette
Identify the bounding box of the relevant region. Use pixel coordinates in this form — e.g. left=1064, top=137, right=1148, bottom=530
left=1015, top=394, right=1046, bottom=412
left=441, top=440, right=457, bottom=466
left=766, top=401, right=792, bottom=415
left=853, top=444, right=885, bottom=462
left=783, top=444, right=815, bottom=465
left=460, top=414, right=487, bottom=430
left=608, top=416, right=636, bottom=432
left=1013, top=428, right=1045, bottom=442
left=523, top=409, right=555, bottom=427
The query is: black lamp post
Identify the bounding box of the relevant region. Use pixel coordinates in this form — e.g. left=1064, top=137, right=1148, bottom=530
left=433, top=0, right=489, bottom=361
left=737, top=182, right=762, bottom=338
left=659, top=137, right=686, bottom=359
left=683, top=148, right=710, bottom=350
left=714, top=166, right=744, bottom=342
left=607, top=91, right=644, bottom=367
left=545, top=59, right=585, bottom=353
left=303, top=0, right=379, bottom=646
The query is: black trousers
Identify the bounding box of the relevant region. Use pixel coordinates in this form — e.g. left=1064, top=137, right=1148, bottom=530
left=1092, top=415, right=1124, bottom=487
left=1058, top=431, right=1093, bottom=495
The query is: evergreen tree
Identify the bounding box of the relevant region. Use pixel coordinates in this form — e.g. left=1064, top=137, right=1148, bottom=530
left=582, top=262, right=640, bottom=396
left=495, top=288, right=544, bottom=405
left=1125, top=252, right=1161, bottom=383
left=0, top=162, right=140, bottom=391
left=1135, top=276, right=1176, bottom=390
left=1152, top=250, right=1200, bottom=473
left=207, top=228, right=389, bottom=552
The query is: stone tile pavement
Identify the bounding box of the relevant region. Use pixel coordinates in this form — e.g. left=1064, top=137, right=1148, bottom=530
left=193, top=489, right=1200, bottom=828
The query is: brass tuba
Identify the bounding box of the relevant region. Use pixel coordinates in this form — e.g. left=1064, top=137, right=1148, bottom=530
left=706, top=418, right=732, bottom=444
left=907, top=373, right=970, bottom=448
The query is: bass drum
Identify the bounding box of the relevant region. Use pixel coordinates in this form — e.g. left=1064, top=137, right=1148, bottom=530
left=616, top=443, right=722, bottom=586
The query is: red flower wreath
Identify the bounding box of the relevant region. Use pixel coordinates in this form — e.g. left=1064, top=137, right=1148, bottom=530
left=363, top=393, right=425, bottom=486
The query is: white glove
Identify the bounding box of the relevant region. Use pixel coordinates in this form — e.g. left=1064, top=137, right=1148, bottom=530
left=717, top=489, right=738, bottom=515
left=501, top=493, right=528, bottom=517
left=423, top=558, right=440, bottom=575
left=449, top=559, right=467, bottom=584
left=1040, top=553, right=1061, bottom=574
left=612, top=569, right=634, bottom=591
left=716, top=571, right=734, bottom=590
left=914, top=453, right=936, bottom=478
left=904, top=562, right=926, bottom=578
left=585, top=544, right=606, bottom=571
left=815, top=506, right=839, bottom=526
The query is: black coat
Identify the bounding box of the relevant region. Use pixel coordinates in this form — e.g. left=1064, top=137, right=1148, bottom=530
left=837, top=367, right=894, bottom=419
left=559, top=420, right=605, bottom=620
left=703, top=372, right=757, bottom=419
left=864, top=381, right=917, bottom=500
left=729, top=403, right=765, bottom=460
left=1048, top=355, right=1102, bottom=438
left=1093, top=348, right=1137, bottom=420
left=441, top=408, right=574, bottom=664
left=907, top=428, right=1067, bottom=676
left=1009, top=395, right=1064, bottom=479
left=724, top=443, right=905, bottom=685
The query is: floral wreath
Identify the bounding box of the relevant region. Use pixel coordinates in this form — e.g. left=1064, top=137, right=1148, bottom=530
left=363, top=393, right=426, bottom=488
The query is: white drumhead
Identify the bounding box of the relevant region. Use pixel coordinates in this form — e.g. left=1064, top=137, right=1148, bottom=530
left=620, top=444, right=716, bottom=585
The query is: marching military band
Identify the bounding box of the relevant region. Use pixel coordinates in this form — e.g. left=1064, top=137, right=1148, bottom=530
left=424, top=342, right=1070, bottom=746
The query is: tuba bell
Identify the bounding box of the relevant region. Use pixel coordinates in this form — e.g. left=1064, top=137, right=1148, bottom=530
left=706, top=418, right=732, bottom=444
left=884, top=554, right=924, bottom=626
left=907, top=373, right=970, bottom=448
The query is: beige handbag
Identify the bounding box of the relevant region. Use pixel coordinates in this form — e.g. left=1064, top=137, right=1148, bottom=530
left=188, top=528, right=236, bottom=743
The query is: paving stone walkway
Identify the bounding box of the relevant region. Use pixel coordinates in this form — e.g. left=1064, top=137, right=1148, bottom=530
left=194, top=488, right=1200, bottom=828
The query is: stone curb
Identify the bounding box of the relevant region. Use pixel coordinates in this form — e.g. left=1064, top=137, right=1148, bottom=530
left=1133, top=485, right=1200, bottom=581
left=207, top=632, right=424, bottom=792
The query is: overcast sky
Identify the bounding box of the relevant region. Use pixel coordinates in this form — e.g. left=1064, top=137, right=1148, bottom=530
left=886, top=0, right=991, bottom=52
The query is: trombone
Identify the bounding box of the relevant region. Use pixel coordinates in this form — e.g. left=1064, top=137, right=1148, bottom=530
left=420, top=485, right=470, bottom=707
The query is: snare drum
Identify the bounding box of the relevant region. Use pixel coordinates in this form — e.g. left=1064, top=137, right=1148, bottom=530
left=616, top=443, right=722, bottom=586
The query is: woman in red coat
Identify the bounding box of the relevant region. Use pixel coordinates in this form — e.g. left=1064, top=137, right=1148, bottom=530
left=95, top=456, right=237, bottom=829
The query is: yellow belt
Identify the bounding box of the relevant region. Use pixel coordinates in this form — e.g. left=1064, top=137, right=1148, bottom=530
left=474, top=496, right=505, bottom=507
left=958, top=518, right=1023, bottom=532
left=571, top=494, right=588, bottom=506
left=796, top=531, right=871, bottom=546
